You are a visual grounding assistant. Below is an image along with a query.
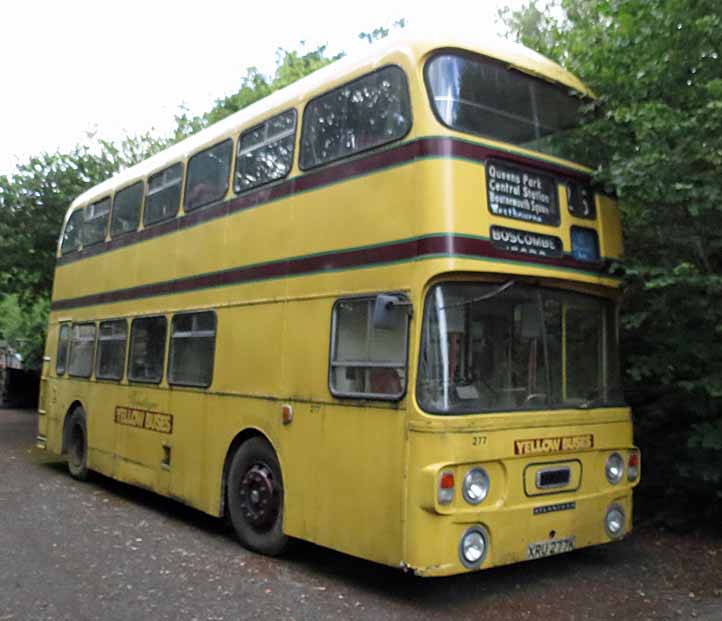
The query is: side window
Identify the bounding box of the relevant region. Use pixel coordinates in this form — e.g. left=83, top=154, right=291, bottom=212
left=235, top=110, right=296, bottom=193
left=185, top=140, right=232, bottom=211
left=96, top=320, right=128, bottom=380
left=128, top=316, right=167, bottom=383
left=300, top=66, right=412, bottom=169
left=56, top=323, right=71, bottom=375
left=168, top=311, right=216, bottom=387
left=68, top=323, right=96, bottom=378
left=329, top=296, right=409, bottom=399
left=111, top=182, right=144, bottom=237
left=83, top=197, right=111, bottom=246
left=144, top=164, right=183, bottom=226
left=61, top=209, right=83, bottom=254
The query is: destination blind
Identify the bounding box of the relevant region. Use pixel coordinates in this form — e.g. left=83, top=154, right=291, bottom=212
left=486, top=160, right=560, bottom=226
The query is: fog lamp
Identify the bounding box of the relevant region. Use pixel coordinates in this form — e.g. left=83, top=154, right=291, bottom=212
left=605, top=504, right=626, bottom=539
left=459, top=526, right=489, bottom=568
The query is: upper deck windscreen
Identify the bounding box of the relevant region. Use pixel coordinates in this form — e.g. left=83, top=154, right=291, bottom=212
left=426, top=52, right=593, bottom=166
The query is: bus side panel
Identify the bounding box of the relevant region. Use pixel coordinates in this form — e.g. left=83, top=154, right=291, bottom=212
left=280, top=296, right=407, bottom=567
left=202, top=302, right=288, bottom=515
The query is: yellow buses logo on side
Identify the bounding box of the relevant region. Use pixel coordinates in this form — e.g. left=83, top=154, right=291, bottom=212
left=115, top=406, right=173, bottom=434
left=514, top=434, right=593, bottom=456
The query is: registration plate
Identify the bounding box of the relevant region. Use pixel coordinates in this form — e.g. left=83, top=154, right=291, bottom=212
left=527, top=536, right=575, bottom=560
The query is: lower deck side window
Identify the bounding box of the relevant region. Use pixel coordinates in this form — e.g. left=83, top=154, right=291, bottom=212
left=168, top=311, right=216, bottom=387
left=68, top=323, right=96, bottom=378
left=56, top=323, right=71, bottom=375
left=96, top=320, right=128, bottom=380
left=128, top=316, right=167, bottom=383
left=329, top=296, right=409, bottom=399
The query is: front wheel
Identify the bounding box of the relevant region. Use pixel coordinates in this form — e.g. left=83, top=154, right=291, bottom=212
left=227, top=437, right=288, bottom=556
left=66, top=408, right=89, bottom=481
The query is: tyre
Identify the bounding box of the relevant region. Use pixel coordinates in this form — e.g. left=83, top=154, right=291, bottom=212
left=227, top=437, right=288, bottom=556
left=66, top=408, right=89, bottom=481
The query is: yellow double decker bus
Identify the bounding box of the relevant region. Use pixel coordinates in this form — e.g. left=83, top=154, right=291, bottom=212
left=38, top=33, right=640, bottom=576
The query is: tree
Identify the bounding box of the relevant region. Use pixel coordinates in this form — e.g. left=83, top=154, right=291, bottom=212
left=173, top=44, right=343, bottom=141
left=0, top=134, right=166, bottom=308
left=500, top=0, right=722, bottom=524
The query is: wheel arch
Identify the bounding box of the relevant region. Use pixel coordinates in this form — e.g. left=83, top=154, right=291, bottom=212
left=61, top=400, right=86, bottom=455
left=219, top=427, right=280, bottom=518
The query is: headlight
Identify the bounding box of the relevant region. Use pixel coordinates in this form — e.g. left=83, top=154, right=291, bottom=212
left=459, top=525, right=489, bottom=568
left=605, top=452, right=624, bottom=484
left=605, top=504, right=626, bottom=539
left=462, top=468, right=490, bottom=504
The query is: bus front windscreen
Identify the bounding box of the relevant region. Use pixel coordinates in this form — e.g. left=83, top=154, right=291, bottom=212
left=417, top=282, right=624, bottom=415
left=426, top=53, right=593, bottom=165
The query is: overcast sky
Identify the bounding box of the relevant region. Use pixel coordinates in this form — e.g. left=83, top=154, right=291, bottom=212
left=0, top=0, right=523, bottom=176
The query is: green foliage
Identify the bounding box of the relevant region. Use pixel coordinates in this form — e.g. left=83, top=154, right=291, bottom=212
left=358, top=18, right=406, bottom=44
left=0, top=134, right=165, bottom=306
left=173, top=44, right=343, bottom=141
left=501, top=0, right=722, bottom=524
left=0, top=34, right=385, bottom=375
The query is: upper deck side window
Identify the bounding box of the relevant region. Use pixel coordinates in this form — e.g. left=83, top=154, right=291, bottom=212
left=83, top=197, right=111, bottom=246
left=144, top=163, right=183, bottom=227
left=111, top=181, right=144, bottom=237
left=425, top=52, right=594, bottom=166
left=185, top=140, right=233, bottom=212
left=300, top=66, right=412, bottom=170
left=235, top=110, right=296, bottom=193
left=61, top=209, right=83, bottom=255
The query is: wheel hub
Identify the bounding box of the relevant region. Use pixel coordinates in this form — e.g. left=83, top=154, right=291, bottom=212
left=239, top=463, right=278, bottom=530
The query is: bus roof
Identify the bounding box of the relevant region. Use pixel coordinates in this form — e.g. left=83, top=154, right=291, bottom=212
left=68, top=29, right=590, bottom=213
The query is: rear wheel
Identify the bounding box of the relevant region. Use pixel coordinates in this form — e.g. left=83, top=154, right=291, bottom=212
left=66, top=408, right=88, bottom=481
left=227, top=437, right=288, bottom=556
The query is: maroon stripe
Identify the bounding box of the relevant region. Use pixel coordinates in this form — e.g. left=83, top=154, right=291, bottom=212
left=50, top=234, right=614, bottom=311
left=421, top=235, right=607, bottom=271
left=417, top=138, right=589, bottom=180
left=56, top=137, right=590, bottom=267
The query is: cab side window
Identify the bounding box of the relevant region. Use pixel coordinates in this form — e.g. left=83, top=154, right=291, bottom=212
left=329, top=296, right=409, bottom=399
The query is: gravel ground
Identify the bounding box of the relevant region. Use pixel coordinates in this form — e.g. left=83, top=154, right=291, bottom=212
left=1, top=408, right=720, bottom=620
